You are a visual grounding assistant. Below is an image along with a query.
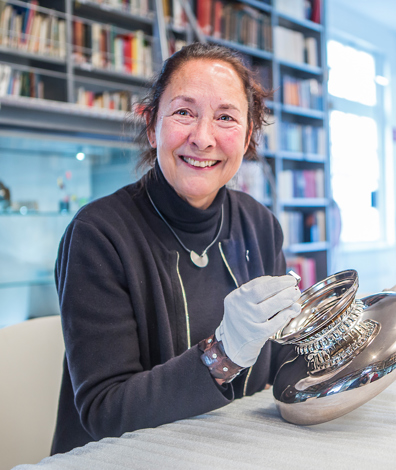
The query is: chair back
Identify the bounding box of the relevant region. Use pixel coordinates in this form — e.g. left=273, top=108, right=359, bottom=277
left=0, top=316, right=64, bottom=470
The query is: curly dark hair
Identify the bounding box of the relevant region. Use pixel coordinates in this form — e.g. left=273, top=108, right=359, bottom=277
left=134, top=42, right=272, bottom=170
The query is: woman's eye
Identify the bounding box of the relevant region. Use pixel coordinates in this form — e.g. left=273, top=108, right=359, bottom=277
left=175, top=109, right=190, bottom=116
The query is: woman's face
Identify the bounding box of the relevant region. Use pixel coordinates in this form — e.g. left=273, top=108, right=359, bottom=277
left=148, top=59, right=252, bottom=210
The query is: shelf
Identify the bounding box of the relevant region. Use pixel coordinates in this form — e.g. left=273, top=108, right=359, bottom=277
left=281, top=104, right=324, bottom=119
left=278, top=151, right=326, bottom=162
left=74, top=63, right=150, bottom=85
left=74, top=0, right=155, bottom=25
left=0, top=95, right=137, bottom=135
left=0, top=95, right=130, bottom=120
left=4, top=0, right=66, bottom=18
left=281, top=198, right=329, bottom=208
left=0, top=210, right=77, bottom=217
left=0, top=0, right=331, bottom=315
left=239, top=0, right=272, bottom=13
left=278, top=59, right=322, bottom=76
left=284, top=241, right=330, bottom=254
left=0, top=279, right=54, bottom=289
left=0, top=46, right=66, bottom=65
left=260, top=150, right=276, bottom=158
left=206, top=36, right=273, bottom=61
left=262, top=197, right=272, bottom=206
left=276, top=12, right=323, bottom=33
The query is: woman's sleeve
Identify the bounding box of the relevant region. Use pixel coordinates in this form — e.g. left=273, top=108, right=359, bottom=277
left=56, top=218, right=232, bottom=441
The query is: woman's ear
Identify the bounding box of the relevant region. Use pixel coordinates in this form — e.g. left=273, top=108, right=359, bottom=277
left=244, top=122, right=253, bottom=154
left=146, top=115, right=157, bottom=148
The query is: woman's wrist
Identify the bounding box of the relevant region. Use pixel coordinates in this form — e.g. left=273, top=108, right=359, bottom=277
left=199, top=334, right=245, bottom=383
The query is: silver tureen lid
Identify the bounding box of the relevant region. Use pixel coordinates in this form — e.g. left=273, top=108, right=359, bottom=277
left=274, top=269, right=359, bottom=344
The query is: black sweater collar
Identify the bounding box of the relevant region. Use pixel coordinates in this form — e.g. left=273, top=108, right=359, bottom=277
left=145, top=160, right=226, bottom=234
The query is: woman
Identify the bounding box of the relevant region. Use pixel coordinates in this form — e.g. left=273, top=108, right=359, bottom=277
left=51, top=42, right=301, bottom=455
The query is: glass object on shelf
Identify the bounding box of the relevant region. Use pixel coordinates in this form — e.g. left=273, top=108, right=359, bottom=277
left=0, top=132, right=141, bottom=328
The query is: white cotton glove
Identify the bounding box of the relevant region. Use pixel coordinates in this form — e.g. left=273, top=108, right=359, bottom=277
left=215, top=275, right=301, bottom=368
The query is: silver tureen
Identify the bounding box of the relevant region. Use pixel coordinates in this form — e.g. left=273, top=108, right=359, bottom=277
left=272, top=269, right=396, bottom=425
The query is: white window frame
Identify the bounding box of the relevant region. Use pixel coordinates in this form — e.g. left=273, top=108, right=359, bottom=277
left=327, top=34, right=394, bottom=252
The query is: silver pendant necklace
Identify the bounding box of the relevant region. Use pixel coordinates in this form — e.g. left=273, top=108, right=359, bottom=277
left=146, top=189, right=224, bottom=268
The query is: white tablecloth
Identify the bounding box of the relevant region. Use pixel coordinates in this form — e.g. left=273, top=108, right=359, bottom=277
left=14, top=381, right=396, bottom=470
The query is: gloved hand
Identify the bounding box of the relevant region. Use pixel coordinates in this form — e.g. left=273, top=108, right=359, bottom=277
left=215, top=275, right=301, bottom=368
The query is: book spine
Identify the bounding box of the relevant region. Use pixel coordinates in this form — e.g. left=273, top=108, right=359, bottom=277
left=197, top=0, right=212, bottom=36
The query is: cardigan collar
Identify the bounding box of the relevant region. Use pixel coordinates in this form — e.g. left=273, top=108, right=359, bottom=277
left=145, top=160, right=226, bottom=234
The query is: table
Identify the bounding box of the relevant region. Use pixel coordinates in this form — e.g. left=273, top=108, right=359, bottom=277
left=14, top=382, right=396, bottom=470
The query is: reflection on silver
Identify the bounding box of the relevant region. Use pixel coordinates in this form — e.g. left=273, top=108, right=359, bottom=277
left=272, top=270, right=396, bottom=425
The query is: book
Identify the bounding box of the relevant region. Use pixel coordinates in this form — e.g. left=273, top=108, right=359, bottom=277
left=305, top=37, right=318, bottom=67
left=212, top=0, right=223, bottom=39
left=76, top=86, right=140, bottom=112
left=275, top=26, right=314, bottom=65
left=172, top=0, right=186, bottom=29
left=280, top=209, right=325, bottom=246
left=283, top=75, right=322, bottom=110
left=275, top=0, right=305, bottom=21
left=278, top=169, right=325, bottom=199
left=311, top=0, right=321, bottom=23
left=58, top=20, right=66, bottom=59
left=197, top=0, right=212, bottom=35
left=0, top=64, right=12, bottom=96
left=0, top=66, right=44, bottom=99
left=286, top=256, right=316, bottom=291
left=27, top=13, right=41, bottom=53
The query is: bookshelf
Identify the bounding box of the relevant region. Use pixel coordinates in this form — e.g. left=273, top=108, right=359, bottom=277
left=0, top=0, right=329, bottom=327
left=0, top=0, right=157, bottom=134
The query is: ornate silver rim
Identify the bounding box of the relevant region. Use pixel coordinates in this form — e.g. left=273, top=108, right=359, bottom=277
left=275, top=269, right=359, bottom=344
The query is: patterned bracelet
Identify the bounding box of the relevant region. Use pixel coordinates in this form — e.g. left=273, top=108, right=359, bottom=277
left=199, top=334, right=245, bottom=383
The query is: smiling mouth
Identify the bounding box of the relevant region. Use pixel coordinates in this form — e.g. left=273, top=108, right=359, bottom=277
left=180, top=156, right=219, bottom=168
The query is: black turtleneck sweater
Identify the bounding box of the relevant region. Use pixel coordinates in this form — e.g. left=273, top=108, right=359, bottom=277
left=147, top=163, right=235, bottom=346
left=51, top=163, right=288, bottom=455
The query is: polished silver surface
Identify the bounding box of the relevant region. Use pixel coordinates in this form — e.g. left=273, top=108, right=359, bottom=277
left=272, top=270, right=396, bottom=425
left=288, top=270, right=302, bottom=286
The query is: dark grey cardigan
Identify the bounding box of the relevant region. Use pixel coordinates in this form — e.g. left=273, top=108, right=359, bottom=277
left=51, top=172, right=288, bottom=455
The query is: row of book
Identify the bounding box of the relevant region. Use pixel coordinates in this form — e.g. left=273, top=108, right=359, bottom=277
left=196, top=1, right=272, bottom=52
left=286, top=256, right=317, bottom=291
left=278, top=169, right=325, bottom=199
left=0, top=2, right=66, bottom=58
left=82, top=0, right=150, bottom=16
left=0, top=64, right=44, bottom=98
left=275, top=0, right=321, bottom=24
left=76, top=86, right=139, bottom=112
left=73, top=21, right=153, bottom=77
left=281, top=122, right=326, bottom=155
left=280, top=209, right=326, bottom=247
left=274, top=26, right=318, bottom=66
left=282, top=75, right=323, bottom=110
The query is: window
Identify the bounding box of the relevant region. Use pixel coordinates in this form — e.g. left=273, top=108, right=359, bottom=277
left=327, top=39, right=390, bottom=246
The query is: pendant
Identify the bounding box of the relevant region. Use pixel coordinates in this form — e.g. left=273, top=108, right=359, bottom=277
left=190, top=250, right=209, bottom=268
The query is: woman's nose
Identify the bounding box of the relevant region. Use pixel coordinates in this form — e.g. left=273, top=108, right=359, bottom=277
left=189, top=118, right=216, bottom=151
